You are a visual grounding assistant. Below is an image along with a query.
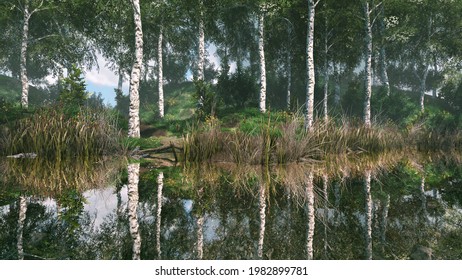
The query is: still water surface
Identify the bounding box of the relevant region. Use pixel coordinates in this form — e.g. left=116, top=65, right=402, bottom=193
left=1, top=154, right=461, bottom=260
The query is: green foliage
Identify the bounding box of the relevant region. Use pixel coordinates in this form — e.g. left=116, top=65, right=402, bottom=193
left=193, top=79, right=219, bottom=120
left=216, top=68, right=257, bottom=109
left=58, top=65, right=88, bottom=116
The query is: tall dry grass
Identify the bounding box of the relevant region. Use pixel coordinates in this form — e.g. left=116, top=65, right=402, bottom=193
left=1, top=105, right=124, bottom=159
left=182, top=113, right=406, bottom=165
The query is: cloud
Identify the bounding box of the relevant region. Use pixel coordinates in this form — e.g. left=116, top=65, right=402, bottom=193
left=84, top=53, right=121, bottom=88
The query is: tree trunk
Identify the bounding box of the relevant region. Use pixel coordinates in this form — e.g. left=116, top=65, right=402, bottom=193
left=305, top=0, right=316, bottom=131
left=363, top=1, right=373, bottom=128
left=128, top=0, right=143, bottom=138
left=127, top=163, right=141, bottom=260
left=364, top=169, right=373, bottom=260
left=306, top=171, right=315, bottom=260
left=117, top=67, right=123, bottom=93
left=258, top=7, right=267, bottom=113
left=17, top=196, right=27, bottom=260
left=258, top=181, right=267, bottom=259
left=195, top=186, right=204, bottom=260
left=286, top=49, right=292, bottom=111
left=156, top=172, right=164, bottom=259
left=420, top=67, right=429, bottom=112
left=333, top=62, right=341, bottom=105
left=378, top=4, right=390, bottom=96
left=323, top=18, right=329, bottom=122
left=158, top=25, right=164, bottom=118
left=197, top=0, right=205, bottom=82
left=20, top=1, right=31, bottom=108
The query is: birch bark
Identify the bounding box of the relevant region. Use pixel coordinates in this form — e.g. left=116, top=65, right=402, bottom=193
left=363, top=1, right=373, bottom=128
left=20, top=1, right=31, bottom=108
left=305, top=0, right=316, bottom=131
left=127, top=163, right=141, bottom=260
left=128, top=0, right=143, bottom=138
left=258, top=6, right=267, bottom=113
left=158, top=25, right=164, bottom=118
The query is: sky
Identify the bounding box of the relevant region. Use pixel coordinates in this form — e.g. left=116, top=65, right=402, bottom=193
left=82, top=44, right=232, bottom=107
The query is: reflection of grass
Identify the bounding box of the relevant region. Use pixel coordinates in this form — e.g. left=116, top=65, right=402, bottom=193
left=1, top=157, right=124, bottom=197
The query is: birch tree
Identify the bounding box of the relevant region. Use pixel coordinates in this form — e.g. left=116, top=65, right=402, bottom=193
left=258, top=3, right=267, bottom=113
left=362, top=0, right=374, bottom=128
left=128, top=0, right=143, bottom=138
left=127, top=162, right=141, bottom=260
left=305, top=0, right=321, bottom=131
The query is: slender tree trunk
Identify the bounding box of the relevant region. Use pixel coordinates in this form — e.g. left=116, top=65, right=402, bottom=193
left=380, top=194, right=390, bottom=244
left=128, top=0, right=143, bottom=138
left=197, top=1, right=205, bottom=82
left=258, top=181, right=267, bottom=259
left=127, top=163, right=141, bottom=260
left=378, top=4, right=390, bottom=96
left=196, top=186, right=204, bottom=260
left=17, top=196, right=27, bottom=260
left=258, top=6, right=267, bottom=113
left=364, top=169, right=373, bottom=260
left=287, top=49, right=292, bottom=111
left=20, top=1, right=30, bottom=108
left=156, top=172, right=164, bottom=259
left=363, top=1, right=373, bottom=128
left=322, top=174, right=329, bottom=257
left=305, top=0, right=316, bottom=131
left=323, top=18, right=329, bottom=122
left=117, top=67, right=123, bottom=93
left=158, top=25, right=164, bottom=118
left=420, top=67, right=429, bottom=112
left=333, top=62, right=341, bottom=106
left=306, top=171, right=315, bottom=260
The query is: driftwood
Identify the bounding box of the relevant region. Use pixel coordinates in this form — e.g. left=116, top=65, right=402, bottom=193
left=6, top=153, right=37, bottom=159
left=131, top=142, right=183, bottom=163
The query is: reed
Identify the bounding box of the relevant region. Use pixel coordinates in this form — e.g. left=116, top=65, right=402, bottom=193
left=182, top=112, right=407, bottom=165
left=1, top=105, right=124, bottom=159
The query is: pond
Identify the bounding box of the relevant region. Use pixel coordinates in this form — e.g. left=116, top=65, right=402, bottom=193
left=1, top=153, right=461, bottom=260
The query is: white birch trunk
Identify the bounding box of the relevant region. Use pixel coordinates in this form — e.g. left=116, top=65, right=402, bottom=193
left=197, top=0, right=205, bottom=82
left=156, top=172, right=164, bottom=259
left=322, top=174, right=328, bottom=255
left=333, top=62, right=341, bottom=105
left=305, top=0, right=316, bottom=131
left=158, top=26, right=164, bottom=118
left=287, top=50, right=292, bottom=111
left=420, top=68, right=429, bottom=112
left=306, top=172, right=315, bottom=260
left=258, top=182, right=267, bottom=259
left=258, top=7, right=267, bottom=113
left=363, top=1, right=373, bottom=128
left=364, top=169, right=373, bottom=260
left=20, top=1, right=30, bottom=108
left=323, top=19, right=329, bottom=122
left=17, top=196, right=27, bottom=260
left=196, top=186, right=204, bottom=260
left=380, top=194, right=390, bottom=244
left=127, top=163, right=141, bottom=260
left=378, top=5, right=390, bottom=96
left=128, top=0, right=143, bottom=138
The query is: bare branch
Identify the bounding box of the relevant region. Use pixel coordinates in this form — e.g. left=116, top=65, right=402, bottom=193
left=30, top=34, right=59, bottom=43
left=314, top=0, right=322, bottom=8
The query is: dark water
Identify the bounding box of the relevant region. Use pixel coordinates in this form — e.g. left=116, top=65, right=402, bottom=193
left=1, top=154, right=461, bottom=260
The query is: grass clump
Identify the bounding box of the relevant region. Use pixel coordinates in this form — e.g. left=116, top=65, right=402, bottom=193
left=182, top=112, right=406, bottom=165
left=1, top=105, right=124, bottom=159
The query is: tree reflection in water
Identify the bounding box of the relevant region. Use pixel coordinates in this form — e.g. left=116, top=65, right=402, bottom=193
left=1, top=153, right=462, bottom=260
left=127, top=163, right=141, bottom=260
